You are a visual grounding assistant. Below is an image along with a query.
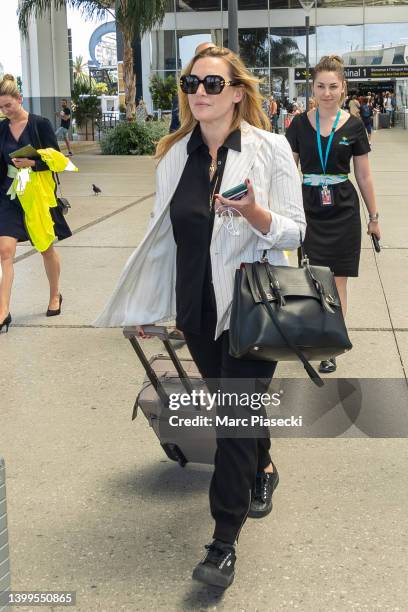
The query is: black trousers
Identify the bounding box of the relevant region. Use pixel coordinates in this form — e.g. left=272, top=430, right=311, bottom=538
left=183, top=311, right=277, bottom=545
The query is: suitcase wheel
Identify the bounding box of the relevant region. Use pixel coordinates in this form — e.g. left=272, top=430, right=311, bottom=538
left=161, top=443, right=188, bottom=467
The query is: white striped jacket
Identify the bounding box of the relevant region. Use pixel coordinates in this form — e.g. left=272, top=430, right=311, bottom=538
left=94, top=121, right=306, bottom=339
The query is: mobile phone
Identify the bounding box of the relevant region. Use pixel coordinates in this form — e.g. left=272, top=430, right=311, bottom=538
left=221, top=183, right=248, bottom=201
left=371, top=234, right=381, bottom=253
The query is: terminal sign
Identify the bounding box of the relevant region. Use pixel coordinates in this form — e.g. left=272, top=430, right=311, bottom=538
left=294, top=65, right=408, bottom=81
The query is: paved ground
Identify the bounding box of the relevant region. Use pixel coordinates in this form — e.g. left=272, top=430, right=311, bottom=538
left=1, top=128, right=408, bottom=611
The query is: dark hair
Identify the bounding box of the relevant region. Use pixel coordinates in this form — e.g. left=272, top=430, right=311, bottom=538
left=62, top=99, right=68, bottom=104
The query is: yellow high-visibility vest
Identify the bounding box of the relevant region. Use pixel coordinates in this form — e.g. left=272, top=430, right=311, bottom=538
left=7, top=149, right=77, bottom=252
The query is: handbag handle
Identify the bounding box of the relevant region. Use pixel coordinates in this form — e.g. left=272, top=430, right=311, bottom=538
left=262, top=229, right=307, bottom=267
left=262, top=230, right=334, bottom=314
left=252, top=262, right=324, bottom=387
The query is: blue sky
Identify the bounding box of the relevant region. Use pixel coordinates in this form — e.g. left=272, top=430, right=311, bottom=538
left=0, top=1, right=107, bottom=77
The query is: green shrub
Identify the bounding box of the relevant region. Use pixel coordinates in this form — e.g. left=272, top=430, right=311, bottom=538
left=149, top=74, right=177, bottom=110
left=73, top=95, right=101, bottom=127
left=100, top=120, right=169, bottom=155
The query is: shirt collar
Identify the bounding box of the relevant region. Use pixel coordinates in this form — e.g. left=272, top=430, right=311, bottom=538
left=187, top=123, right=241, bottom=155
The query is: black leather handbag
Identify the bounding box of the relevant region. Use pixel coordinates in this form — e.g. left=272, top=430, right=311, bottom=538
left=229, top=247, right=352, bottom=386
left=55, top=174, right=71, bottom=215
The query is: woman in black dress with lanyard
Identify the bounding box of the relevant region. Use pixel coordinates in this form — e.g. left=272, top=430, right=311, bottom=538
left=0, top=75, right=71, bottom=333
left=286, top=55, right=381, bottom=373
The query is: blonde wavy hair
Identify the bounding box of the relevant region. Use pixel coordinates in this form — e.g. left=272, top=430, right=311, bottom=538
left=313, top=55, right=348, bottom=105
left=0, top=74, right=20, bottom=99
left=155, top=46, right=270, bottom=160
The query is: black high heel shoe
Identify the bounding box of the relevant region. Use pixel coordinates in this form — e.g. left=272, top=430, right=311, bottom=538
left=46, top=294, right=62, bottom=317
left=0, top=313, right=12, bottom=333
left=319, top=357, right=337, bottom=373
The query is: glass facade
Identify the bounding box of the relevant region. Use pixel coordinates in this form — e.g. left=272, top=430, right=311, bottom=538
left=170, top=0, right=408, bottom=8
left=150, top=1, right=408, bottom=107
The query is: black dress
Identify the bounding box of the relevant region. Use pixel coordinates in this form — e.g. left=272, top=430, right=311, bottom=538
left=286, top=112, right=370, bottom=277
left=0, top=116, right=71, bottom=244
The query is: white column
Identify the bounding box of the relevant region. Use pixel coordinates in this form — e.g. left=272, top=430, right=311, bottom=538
left=141, top=33, right=153, bottom=113
left=19, top=3, right=71, bottom=126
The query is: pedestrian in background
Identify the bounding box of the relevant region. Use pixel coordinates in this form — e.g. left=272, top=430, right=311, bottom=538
left=169, top=93, right=180, bottom=133
left=383, top=91, right=395, bottom=127
left=360, top=96, right=373, bottom=144
left=268, top=94, right=279, bottom=133
left=349, top=94, right=360, bottom=118
left=0, top=75, right=72, bottom=333
left=285, top=55, right=381, bottom=374
left=308, top=97, right=317, bottom=111
left=374, top=93, right=384, bottom=113
left=95, top=45, right=305, bottom=588
left=55, top=98, right=73, bottom=156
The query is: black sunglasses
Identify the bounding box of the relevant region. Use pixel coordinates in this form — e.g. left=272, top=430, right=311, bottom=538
left=180, top=74, right=241, bottom=95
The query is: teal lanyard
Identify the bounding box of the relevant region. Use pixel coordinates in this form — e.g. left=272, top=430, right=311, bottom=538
left=316, top=109, right=341, bottom=176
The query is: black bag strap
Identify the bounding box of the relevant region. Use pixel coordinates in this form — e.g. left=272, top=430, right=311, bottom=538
left=252, top=262, right=324, bottom=387
left=33, top=119, right=63, bottom=196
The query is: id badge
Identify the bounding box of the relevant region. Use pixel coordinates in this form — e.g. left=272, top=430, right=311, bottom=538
left=319, top=185, right=334, bottom=207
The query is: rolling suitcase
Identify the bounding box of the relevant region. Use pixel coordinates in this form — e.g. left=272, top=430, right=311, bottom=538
left=124, top=326, right=216, bottom=466
left=0, top=458, right=10, bottom=612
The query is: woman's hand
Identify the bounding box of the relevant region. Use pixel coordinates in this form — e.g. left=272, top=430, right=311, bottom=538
left=136, top=325, right=152, bottom=339
left=214, top=178, right=272, bottom=234
left=12, top=158, right=35, bottom=169
left=214, top=178, right=256, bottom=218
left=367, top=220, right=381, bottom=239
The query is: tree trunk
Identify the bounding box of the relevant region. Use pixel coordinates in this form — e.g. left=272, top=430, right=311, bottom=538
left=122, top=30, right=136, bottom=120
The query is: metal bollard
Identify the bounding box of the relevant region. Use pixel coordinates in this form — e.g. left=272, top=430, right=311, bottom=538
left=0, top=458, right=10, bottom=611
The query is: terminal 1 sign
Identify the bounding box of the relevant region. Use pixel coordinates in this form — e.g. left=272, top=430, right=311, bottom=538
left=294, top=65, right=408, bottom=81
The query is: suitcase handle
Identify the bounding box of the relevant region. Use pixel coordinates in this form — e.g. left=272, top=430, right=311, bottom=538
left=124, top=326, right=196, bottom=398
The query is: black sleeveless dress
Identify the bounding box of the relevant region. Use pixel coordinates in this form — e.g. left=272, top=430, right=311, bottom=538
left=286, top=112, right=370, bottom=277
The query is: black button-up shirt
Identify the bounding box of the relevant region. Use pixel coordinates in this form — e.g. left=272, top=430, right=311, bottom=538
left=170, top=124, right=241, bottom=335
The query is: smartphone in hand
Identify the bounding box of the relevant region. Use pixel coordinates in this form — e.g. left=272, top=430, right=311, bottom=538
left=221, top=183, right=248, bottom=201
left=371, top=234, right=381, bottom=253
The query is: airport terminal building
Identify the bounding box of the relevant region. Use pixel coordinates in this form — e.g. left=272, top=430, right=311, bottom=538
left=140, top=0, right=408, bottom=110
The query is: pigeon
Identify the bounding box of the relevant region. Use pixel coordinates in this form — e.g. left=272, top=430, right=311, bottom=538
left=92, top=184, right=102, bottom=195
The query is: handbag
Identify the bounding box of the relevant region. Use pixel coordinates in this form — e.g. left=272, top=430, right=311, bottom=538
left=228, top=243, right=353, bottom=387
left=54, top=174, right=71, bottom=215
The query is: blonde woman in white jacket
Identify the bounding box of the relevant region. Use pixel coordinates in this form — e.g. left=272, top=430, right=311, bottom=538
left=95, top=46, right=305, bottom=589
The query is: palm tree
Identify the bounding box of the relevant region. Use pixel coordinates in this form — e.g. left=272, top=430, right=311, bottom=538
left=270, top=37, right=306, bottom=99
left=270, top=37, right=306, bottom=68
left=18, top=0, right=167, bottom=119
left=73, top=55, right=90, bottom=86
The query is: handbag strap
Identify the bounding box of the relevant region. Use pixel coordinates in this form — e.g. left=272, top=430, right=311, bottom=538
left=252, top=262, right=324, bottom=387
left=33, top=119, right=63, bottom=196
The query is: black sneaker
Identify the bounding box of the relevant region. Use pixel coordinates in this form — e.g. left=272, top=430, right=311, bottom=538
left=192, top=540, right=236, bottom=589
left=248, top=465, right=279, bottom=519
left=319, top=357, right=337, bottom=373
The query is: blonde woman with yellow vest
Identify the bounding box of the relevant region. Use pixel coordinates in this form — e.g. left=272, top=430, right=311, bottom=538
left=0, top=75, right=73, bottom=333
